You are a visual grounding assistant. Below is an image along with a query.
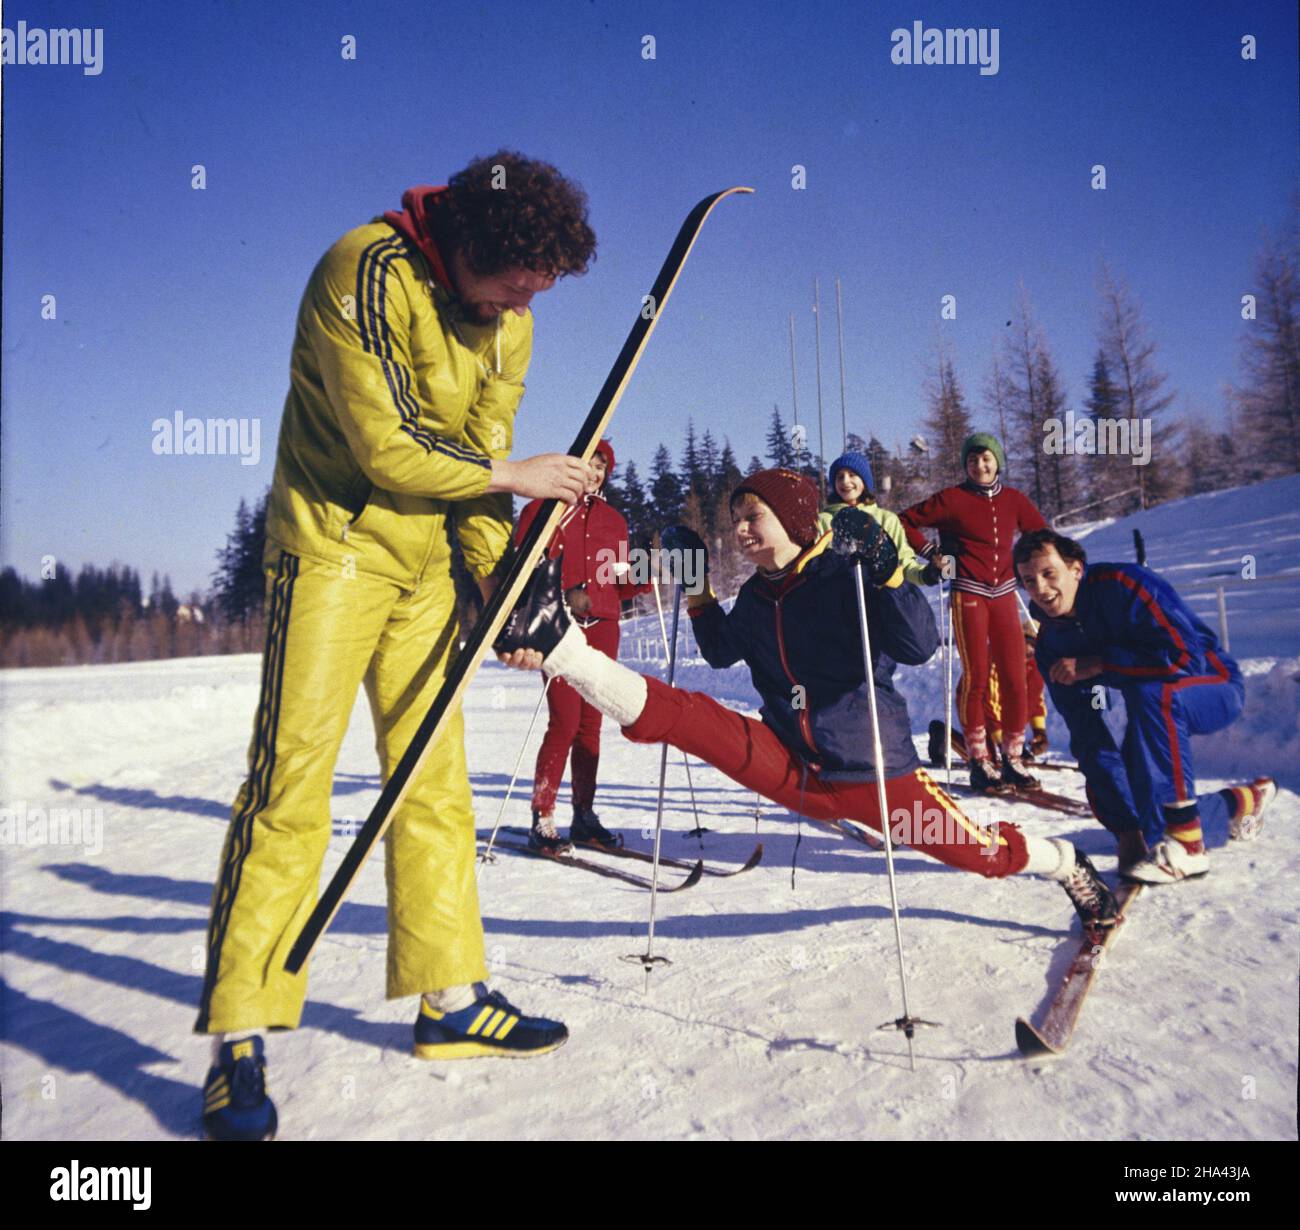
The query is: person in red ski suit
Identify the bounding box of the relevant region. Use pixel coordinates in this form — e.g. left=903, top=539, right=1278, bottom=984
left=514, top=439, right=648, bottom=850
left=901, top=433, right=1047, bottom=791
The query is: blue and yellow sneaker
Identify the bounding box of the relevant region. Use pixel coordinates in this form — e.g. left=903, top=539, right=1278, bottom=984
left=414, top=985, right=568, bottom=1059
left=202, top=1036, right=277, bottom=1141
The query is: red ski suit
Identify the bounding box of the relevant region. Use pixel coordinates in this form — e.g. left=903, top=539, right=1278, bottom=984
left=901, top=481, right=1046, bottom=746
left=515, top=494, right=647, bottom=815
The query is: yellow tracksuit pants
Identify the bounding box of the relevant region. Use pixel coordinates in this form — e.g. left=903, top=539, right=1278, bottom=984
left=195, top=548, right=488, bottom=1033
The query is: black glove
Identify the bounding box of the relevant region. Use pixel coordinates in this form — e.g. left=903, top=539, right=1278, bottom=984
left=660, top=525, right=709, bottom=575
left=920, top=559, right=944, bottom=586
left=831, top=506, right=899, bottom=588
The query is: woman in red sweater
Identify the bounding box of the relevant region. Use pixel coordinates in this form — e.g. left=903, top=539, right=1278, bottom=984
left=514, top=440, right=648, bottom=851
left=901, top=433, right=1047, bottom=792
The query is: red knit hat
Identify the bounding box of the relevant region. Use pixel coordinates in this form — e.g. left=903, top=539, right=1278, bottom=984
left=731, top=468, right=821, bottom=547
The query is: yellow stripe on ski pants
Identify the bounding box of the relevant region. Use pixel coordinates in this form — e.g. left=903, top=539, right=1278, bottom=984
left=196, top=548, right=488, bottom=1033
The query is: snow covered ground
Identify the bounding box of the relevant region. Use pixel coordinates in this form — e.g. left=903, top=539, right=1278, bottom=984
left=2, top=478, right=1298, bottom=1141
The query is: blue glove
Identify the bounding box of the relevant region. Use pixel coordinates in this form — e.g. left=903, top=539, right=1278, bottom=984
left=831, top=507, right=899, bottom=587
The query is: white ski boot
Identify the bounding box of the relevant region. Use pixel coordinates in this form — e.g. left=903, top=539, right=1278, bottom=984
left=1121, top=836, right=1208, bottom=884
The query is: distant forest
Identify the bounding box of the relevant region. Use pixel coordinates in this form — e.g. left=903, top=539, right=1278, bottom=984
left=3, top=208, right=1295, bottom=668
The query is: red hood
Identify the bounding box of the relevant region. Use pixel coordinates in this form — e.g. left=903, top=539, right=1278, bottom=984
left=382, top=185, right=453, bottom=291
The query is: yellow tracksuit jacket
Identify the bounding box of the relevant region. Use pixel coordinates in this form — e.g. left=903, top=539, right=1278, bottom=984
left=197, top=221, right=529, bottom=1032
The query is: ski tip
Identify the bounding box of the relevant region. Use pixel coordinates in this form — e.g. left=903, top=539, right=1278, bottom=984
left=1014, top=1017, right=1062, bottom=1058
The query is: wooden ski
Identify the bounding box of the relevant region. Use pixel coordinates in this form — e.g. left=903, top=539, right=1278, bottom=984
left=286, top=186, right=753, bottom=974
left=1015, top=882, right=1143, bottom=1057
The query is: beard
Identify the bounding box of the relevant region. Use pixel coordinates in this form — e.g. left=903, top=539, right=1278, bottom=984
left=460, top=300, right=501, bottom=325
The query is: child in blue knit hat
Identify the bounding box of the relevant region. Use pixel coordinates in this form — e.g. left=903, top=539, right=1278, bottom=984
left=818, top=452, right=931, bottom=585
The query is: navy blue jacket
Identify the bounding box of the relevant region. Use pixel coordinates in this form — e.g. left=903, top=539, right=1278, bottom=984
left=1032, top=562, right=1237, bottom=691
left=1032, top=562, right=1240, bottom=826
left=689, top=543, right=938, bottom=782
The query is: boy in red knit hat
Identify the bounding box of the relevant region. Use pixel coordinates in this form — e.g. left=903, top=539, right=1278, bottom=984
left=494, top=469, right=1121, bottom=934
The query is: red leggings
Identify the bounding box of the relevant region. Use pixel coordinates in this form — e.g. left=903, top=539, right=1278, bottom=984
left=951, top=591, right=1028, bottom=743
left=532, top=617, right=620, bottom=815
left=622, top=676, right=1028, bottom=878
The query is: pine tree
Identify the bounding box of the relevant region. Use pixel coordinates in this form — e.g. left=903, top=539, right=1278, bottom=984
left=1034, top=350, right=1084, bottom=520
left=922, top=350, right=975, bottom=486
left=615, top=460, right=650, bottom=545
left=649, top=443, right=684, bottom=528
left=1096, top=263, right=1179, bottom=510
left=1233, top=209, right=1300, bottom=477
left=765, top=406, right=795, bottom=468
left=982, top=352, right=1014, bottom=469
left=212, top=492, right=269, bottom=624
left=1081, top=349, right=1129, bottom=514
left=745, top=454, right=764, bottom=475
left=1002, top=287, right=1051, bottom=510
left=1182, top=414, right=1239, bottom=495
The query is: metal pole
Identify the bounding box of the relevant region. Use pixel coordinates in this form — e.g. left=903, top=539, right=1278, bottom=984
left=788, top=313, right=800, bottom=464
left=835, top=276, right=848, bottom=455
left=942, top=577, right=953, bottom=788
left=852, top=561, right=921, bottom=1070
left=477, top=675, right=554, bottom=874
left=1216, top=585, right=1230, bottom=652
left=637, top=578, right=686, bottom=991
left=651, top=574, right=705, bottom=844
left=813, top=277, right=827, bottom=501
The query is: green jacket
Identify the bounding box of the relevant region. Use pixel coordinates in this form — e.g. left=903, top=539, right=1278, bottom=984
left=264, top=220, right=530, bottom=585
left=817, top=502, right=930, bottom=585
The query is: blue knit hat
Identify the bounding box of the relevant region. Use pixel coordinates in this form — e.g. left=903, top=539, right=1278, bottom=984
left=827, top=452, right=874, bottom=498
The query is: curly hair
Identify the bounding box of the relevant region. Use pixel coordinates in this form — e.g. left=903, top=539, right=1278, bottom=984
left=440, top=150, right=596, bottom=278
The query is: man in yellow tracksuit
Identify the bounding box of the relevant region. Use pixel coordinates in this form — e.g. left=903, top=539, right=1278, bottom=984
left=197, top=152, right=597, bottom=1141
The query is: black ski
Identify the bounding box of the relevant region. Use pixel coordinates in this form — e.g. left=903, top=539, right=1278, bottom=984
left=286, top=186, right=752, bottom=974
left=489, top=839, right=703, bottom=892
left=576, top=838, right=764, bottom=877
left=502, top=826, right=764, bottom=876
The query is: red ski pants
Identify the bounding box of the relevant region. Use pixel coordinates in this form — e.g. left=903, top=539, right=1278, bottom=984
left=531, top=617, right=620, bottom=816
left=984, top=654, right=1047, bottom=741
left=623, top=676, right=1028, bottom=878
left=951, top=590, right=1029, bottom=744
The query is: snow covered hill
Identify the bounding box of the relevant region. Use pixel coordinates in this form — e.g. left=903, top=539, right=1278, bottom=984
left=1, top=478, right=1297, bottom=1141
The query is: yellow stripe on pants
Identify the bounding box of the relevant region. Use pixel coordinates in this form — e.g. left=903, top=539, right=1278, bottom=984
left=195, top=546, right=488, bottom=1033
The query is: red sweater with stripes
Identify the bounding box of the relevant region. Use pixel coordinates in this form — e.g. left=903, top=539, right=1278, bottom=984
left=900, top=481, right=1046, bottom=597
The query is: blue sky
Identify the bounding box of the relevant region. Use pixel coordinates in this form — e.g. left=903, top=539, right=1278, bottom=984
left=2, top=0, right=1296, bottom=595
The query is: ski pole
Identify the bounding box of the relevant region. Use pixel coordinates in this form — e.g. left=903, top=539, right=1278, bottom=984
left=852, top=559, right=933, bottom=1071
left=625, top=574, right=685, bottom=992
left=650, top=573, right=705, bottom=844
left=942, top=574, right=954, bottom=788
left=477, top=674, right=553, bottom=875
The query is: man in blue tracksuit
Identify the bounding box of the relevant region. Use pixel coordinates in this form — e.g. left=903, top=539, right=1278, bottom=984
left=1013, top=528, right=1274, bottom=883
